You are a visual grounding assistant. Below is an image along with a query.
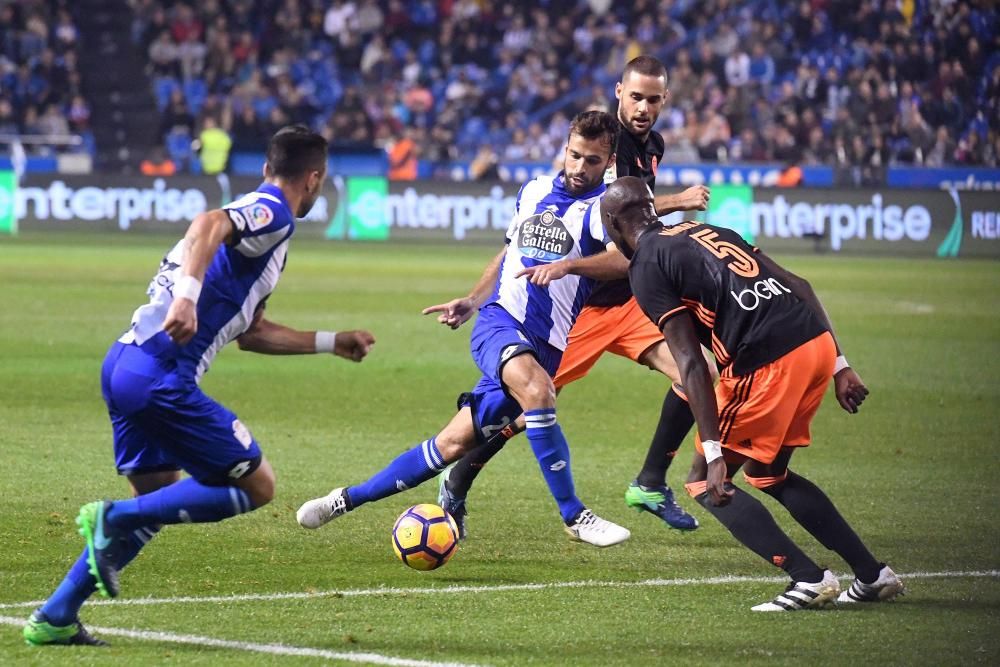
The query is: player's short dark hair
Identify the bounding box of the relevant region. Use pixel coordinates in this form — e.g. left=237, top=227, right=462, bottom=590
left=265, top=125, right=328, bottom=180
left=622, top=55, right=668, bottom=86
left=568, top=110, right=619, bottom=155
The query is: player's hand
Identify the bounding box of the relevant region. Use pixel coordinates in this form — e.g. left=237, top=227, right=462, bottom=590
left=676, top=185, right=710, bottom=212
left=163, top=297, right=198, bottom=344
left=515, top=262, right=569, bottom=286
left=334, top=330, right=375, bottom=362
left=422, top=297, right=476, bottom=329
left=834, top=367, right=869, bottom=414
left=706, top=459, right=734, bottom=507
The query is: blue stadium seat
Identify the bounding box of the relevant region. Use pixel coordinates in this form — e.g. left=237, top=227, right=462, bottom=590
left=154, top=77, right=178, bottom=111
left=166, top=128, right=193, bottom=169
left=183, top=78, right=207, bottom=115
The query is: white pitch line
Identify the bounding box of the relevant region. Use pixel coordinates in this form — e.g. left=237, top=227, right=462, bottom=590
left=1, top=569, right=996, bottom=611
left=1, top=615, right=482, bottom=667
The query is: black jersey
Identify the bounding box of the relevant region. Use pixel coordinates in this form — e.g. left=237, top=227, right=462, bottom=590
left=585, top=124, right=665, bottom=308
left=629, top=221, right=828, bottom=376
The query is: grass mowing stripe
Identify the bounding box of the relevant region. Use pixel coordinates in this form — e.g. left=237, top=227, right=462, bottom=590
left=1, top=615, right=485, bottom=667
left=2, top=570, right=995, bottom=611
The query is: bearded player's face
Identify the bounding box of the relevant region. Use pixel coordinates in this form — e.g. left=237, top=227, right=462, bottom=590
left=563, top=133, right=614, bottom=194
left=616, top=71, right=668, bottom=138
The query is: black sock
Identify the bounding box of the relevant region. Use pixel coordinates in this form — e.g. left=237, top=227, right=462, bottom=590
left=696, top=487, right=824, bottom=583
left=636, top=389, right=695, bottom=488
left=760, top=471, right=882, bottom=583
left=444, top=430, right=512, bottom=498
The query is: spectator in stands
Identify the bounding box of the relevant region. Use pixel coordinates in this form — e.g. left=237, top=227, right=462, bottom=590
left=139, top=145, right=177, bottom=176
left=468, top=143, right=499, bottom=181
left=36, top=102, right=69, bottom=139
left=169, top=3, right=202, bottom=45
left=0, top=98, right=18, bottom=135
left=159, top=89, right=195, bottom=140
left=954, top=131, right=986, bottom=166
left=387, top=126, right=417, bottom=180
left=85, top=0, right=998, bottom=173
left=747, top=43, right=775, bottom=86
left=724, top=48, right=750, bottom=89
left=148, top=30, right=178, bottom=78
left=20, top=105, right=42, bottom=139
left=324, top=0, right=355, bottom=42
left=66, top=94, right=90, bottom=133
left=193, top=115, right=231, bottom=175
left=53, top=9, right=77, bottom=53
left=231, top=104, right=265, bottom=153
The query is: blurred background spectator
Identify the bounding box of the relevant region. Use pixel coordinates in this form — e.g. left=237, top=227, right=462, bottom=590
left=5, top=1, right=998, bottom=173
left=0, top=0, right=92, bottom=156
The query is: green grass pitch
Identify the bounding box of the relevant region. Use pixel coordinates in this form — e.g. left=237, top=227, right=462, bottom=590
left=1, top=232, right=998, bottom=665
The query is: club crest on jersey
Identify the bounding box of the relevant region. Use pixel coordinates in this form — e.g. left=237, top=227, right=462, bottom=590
left=517, top=210, right=573, bottom=262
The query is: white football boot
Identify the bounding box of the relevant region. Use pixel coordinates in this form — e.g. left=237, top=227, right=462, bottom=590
left=838, top=565, right=906, bottom=603
left=752, top=569, right=841, bottom=611
left=296, top=487, right=350, bottom=529
left=564, top=508, right=631, bottom=547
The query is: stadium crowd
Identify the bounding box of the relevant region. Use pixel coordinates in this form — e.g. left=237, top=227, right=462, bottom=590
left=3, top=1, right=998, bottom=174
left=129, top=0, right=999, bottom=178
left=0, top=0, right=91, bottom=154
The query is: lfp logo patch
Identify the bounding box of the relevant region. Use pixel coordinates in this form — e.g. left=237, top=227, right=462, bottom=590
left=246, top=203, right=274, bottom=230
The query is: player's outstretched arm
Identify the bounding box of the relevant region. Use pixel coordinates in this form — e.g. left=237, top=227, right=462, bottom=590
left=756, top=250, right=868, bottom=413
left=237, top=314, right=375, bottom=362
left=653, top=185, right=710, bottom=216
left=516, top=243, right=629, bottom=286
left=661, top=312, right=733, bottom=507
left=422, top=246, right=506, bottom=329
left=163, top=209, right=235, bottom=344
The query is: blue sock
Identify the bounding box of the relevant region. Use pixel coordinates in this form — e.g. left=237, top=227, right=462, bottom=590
left=349, top=438, right=447, bottom=508
left=524, top=409, right=585, bottom=523
left=39, top=524, right=162, bottom=625
left=106, top=478, right=253, bottom=531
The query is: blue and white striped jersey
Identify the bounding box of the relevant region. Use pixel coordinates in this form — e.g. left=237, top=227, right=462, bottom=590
left=119, top=183, right=295, bottom=383
left=486, top=173, right=609, bottom=351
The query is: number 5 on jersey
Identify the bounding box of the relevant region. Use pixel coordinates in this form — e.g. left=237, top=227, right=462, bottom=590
left=690, top=228, right=759, bottom=278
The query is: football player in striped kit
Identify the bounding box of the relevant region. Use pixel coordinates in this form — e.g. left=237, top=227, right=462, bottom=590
left=298, top=111, right=631, bottom=547
left=24, top=126, right=376, bottom=647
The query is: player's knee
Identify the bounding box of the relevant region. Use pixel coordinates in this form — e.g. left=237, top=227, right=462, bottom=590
left=743, top=471, right=788, bottom=494
left=248, top=478, right=275, bottom=508
left=434, top=431, right=470, bottom=461
left=241, top=463, right=276, bottom=508
left=514, top=377, right=556, bottom=409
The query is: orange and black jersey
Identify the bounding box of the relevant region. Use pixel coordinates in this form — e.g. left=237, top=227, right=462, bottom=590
left=584, top=125, right=666, bottom=309
left=629, top=221, right=828, bottom=376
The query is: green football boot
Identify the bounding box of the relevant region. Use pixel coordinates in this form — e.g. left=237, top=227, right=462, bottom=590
left=23, top=610, right=107, bottom=646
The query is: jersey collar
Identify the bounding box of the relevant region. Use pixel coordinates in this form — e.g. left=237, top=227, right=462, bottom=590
left=555, top=171, right=606, bottom=200
left=257, top=182, right=293, bottom=216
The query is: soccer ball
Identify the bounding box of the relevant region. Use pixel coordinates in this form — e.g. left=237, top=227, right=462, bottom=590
left=391, top=503, right=459, bottom=571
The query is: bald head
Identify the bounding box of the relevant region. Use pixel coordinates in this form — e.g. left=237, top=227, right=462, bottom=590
left=604, top=176, right=654, bottom=217
left=602, top=176, right=658, bottom=259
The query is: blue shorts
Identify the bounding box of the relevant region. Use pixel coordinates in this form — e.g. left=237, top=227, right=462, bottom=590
left=462, top=305, right=562, bottom=443
left=100, top=342, right=262, bottom=484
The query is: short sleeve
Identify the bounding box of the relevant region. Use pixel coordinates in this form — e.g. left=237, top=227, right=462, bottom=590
left=577, top=200, right=609, bottom=258
left=586, top=199, right=609, bottom=246
left=629, top=254, right=684, bottom=330
left=224, top=194, right=291, bottom=256
left=505, top=182, right=528, bottom=242
left=224, top=195, right=287, bottom=235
